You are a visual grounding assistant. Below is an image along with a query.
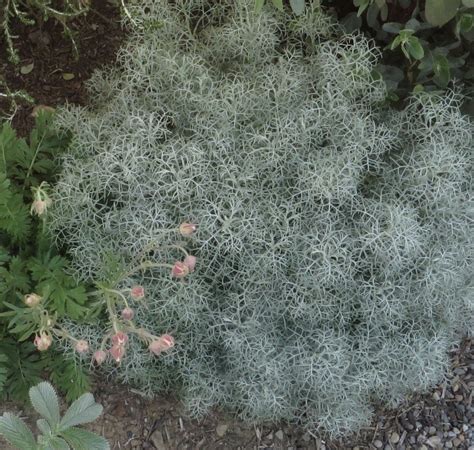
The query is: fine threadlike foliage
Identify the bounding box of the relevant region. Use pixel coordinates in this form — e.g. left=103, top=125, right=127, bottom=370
left=51, top=0, right=473, bottom=436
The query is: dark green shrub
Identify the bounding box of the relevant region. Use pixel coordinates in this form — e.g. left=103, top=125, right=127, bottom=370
left=0, top=112, right=91, bottom=402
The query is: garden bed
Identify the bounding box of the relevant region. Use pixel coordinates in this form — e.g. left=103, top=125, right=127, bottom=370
left=0, top=1, right=472, bottom=449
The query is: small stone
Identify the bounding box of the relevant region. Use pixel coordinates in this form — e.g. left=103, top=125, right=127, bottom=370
left=150, top=430, right=166, bottom=450
left=447, top=431, right=456, bottom=438
left=390, top=432, right=400, bottom=444
left=455, top=395, right=463, bottom=401
left=216, top=424, right=228, bottom=437
left=432, top=391, right=441, bottom=401
left=373, top=439, right=383, bottom=448
left=453, top=438, right=462, bottom=447
left=426, top=436, right=442, bottom=448
left=275, top=430, right=284, bottom=440
left=416, top=421, right=423, bottom=430
left=420, top=446, right=428, bottom=450
left=302, top=432, right=311, bottom=442
left=445, top=442, right=453, bottom=449
left=384, top=445, right=391, bottom=450
left=462, top=424, right=468, bottom=432
left=428, top=426, right=437, bottom=435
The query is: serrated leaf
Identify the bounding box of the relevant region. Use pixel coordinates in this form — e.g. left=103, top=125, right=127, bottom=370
left=0, top=413, right=36, bottom=450
left=59, top=393, right=103, bottom=430
left=29, top=381, right=61, bottom=427
left=425, top=0, right=461, bottom=26
left=271, top=0, right=284, bottom=11
left=61, top=427, right=110, bottom=450
left=49, top=358, right=91, bottom=403
left=0, top=353, right=8, bottom=393
left=289, top=0, right=305, bottom=15
left=37, top=418, right=52, bottom=436
left=47, top=436, right=71, bottom=450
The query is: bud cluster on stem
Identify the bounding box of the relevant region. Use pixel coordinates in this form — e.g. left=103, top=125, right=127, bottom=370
left=26, top=222, right=195, bottom=367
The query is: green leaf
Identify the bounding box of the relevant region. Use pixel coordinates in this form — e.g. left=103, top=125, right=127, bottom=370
left=28, top=255, right=89, bottom=319
left=59, top=392, right=103, bottom=430
left=49, top=357, right=91, bottom=402
left=61, top=427, right=110, bottom=450
left=0, top=353, right=8, bottom=393
left=390, top=35, right=402, bottom=50
left=406, top=36, right=425, bottom=60
left=271, top=0, right=284, bottom=10
left=354, top=0, right=371, bottom=16
left=462, top=0, right=474, bottom=6
left=46, top=436, right=70, bottom=450
left=457, top=13, right=474, bottom=34
left=289, top=0, right=305, bottom=15
left=425, top=0, right=461, bottom=26
left=37, top=418, right=52, bottom=436
left=433, top=54, right=451, bottom=87
left=255, top=0, right=265, bottom=13
left=29, top=381, right=61, bottom=428
left=0, top=341, right=45, bottom=402
left=0, top=413, right=36, bottom=450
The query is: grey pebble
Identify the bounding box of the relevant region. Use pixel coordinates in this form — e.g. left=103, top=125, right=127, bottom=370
left=373, top=440, right=383, bottom=448
left=390, top=432, right=400, bottom=444
left=426, top=435, right=442, bottom=447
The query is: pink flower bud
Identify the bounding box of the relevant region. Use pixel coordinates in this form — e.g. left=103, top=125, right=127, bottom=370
left=171, top=261, right=190, bottom=278
left=30, top=199, right=51, bottom=216
left=130, top=285, right=145, bottom=299
left=149, top=334, right=175, bottom=355
left=183, top=255, right=197, bottom=272
left=93, top=350, right=107, bottom=365
left=111, top=331, right=129, bottom=346
left=34, top=333, right=52, bottom=352
left=179, top=222, right=197, bottom=237
left=121, top=307, right=134, bottom=321
left=110, top=345, right=125, bottom=363
left=24, top=293, right=42, bottom=307
left=74, top=340, right=89, bottom=353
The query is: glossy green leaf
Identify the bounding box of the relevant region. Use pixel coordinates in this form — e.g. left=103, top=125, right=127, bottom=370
left=433, top=54, right=451, bottom=86
left=271, top=0, right=284, bottom=11
left=425, top=0, right=461, bottom=26
left=406, top=37, right=425, bottom=60
left=255, top=0, right=265, bottom=13
left=289, top=0, right=305, bottom=15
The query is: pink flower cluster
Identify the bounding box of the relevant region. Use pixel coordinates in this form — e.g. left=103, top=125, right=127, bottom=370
left=172, top=255, right=197, bottom=278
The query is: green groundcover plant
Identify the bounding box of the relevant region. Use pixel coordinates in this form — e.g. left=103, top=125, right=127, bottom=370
left=50, top=0, right=473, bottom=436
left=0, top=112, right=92, bottom=402
left=0, top=381, right=109, bottom=449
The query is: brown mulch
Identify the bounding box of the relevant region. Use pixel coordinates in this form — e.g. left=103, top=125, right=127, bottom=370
left=0, top=0, right=124, bottom=136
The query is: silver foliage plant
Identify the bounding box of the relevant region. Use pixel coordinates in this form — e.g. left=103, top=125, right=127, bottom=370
left=50, top=0, right=473, bottom=436
left=0, top=382, right=108, bottom=449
